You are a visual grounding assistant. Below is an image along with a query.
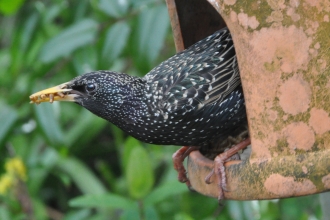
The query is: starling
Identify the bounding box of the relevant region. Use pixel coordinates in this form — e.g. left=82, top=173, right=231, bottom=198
left=30, top=27, right=250, bottom=200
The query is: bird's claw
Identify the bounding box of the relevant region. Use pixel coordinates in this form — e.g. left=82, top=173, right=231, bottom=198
left=172, top=146, right=199, bottom=188
left=205, top=138, right=251, bottom=202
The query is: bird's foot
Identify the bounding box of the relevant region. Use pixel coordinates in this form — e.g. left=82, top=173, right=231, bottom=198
left=204, top=138, right=251, bottom=201
left=172, top=146, right=199, bottom=187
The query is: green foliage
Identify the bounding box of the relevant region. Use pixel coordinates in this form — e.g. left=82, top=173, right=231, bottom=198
left=70, top=193, right=136, bottom=209
left=34, top=103, right=64, bottom=146
left=0, top=0, right=328, bottom=219
left=0, top=103, right=18, bottom=146
left=126, top=145, right=154, bottom=199
left=40, top=19, right=98, bottom=63
left=102, top=21, right=131, bottom=63
left=0, top=0, right=24, bottom=15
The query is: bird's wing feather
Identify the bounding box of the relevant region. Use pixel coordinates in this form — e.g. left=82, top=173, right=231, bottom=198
left=144, top=28, right=240, bottom=115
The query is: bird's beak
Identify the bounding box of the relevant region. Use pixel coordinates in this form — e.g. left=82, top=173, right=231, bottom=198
left=29, top=82, right=78, bottom=104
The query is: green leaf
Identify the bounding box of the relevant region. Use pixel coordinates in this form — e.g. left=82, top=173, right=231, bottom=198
left=0, top=205, right=11, bottom=220
left=69, top=193, right=135, bottom=209
left=102, top=21, right=130, bottom=63
left=120, top=208, right=140, bottom=220
left=144, top=181, right=187, bottom=205
left=0, top=0, right=24, bottom=15
left=174, top=213, right=194, bottom=220
left=65, top=110, right=106, bottom=147
left=111, top=124, right=125, bottom=149
left=40, top=19, right=98, bottom=63
left=122, top=137, right=141, bottom=171
left=227, top=201, right=243, bottom=220
left=136, top=5, right=169, bottom=65
left=63, top=209, right=91, bottom=220
left=0, top=102, right=18, bottom=145
left=242, top=201, right=258, bottom=220
left=145, top=205, right=159, bottom=220
left=28, top=147, right=60, bottom=195
left=31, top=198, right=49, bottom=220
left=33, top=102, right=64, bottom=146
left=56, top=157, right=107, bottom=194
left=20, top=13, right=39, bottom=52
left=73, top=45, right=98, bottom=74
left=98, top=0, right=129, bottom=18
left=126, top=145, right=154, bottom=199
left=42, top=4, right=62, bottom=24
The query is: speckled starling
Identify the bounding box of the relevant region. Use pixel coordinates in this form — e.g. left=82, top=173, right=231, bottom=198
left=30, top=27, right=250, bottom=200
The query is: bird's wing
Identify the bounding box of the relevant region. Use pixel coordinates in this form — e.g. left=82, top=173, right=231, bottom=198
left=144, top=28, right=240, bottom=114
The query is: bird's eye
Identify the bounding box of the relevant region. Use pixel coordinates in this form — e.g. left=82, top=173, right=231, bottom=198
left=86, top=83, right=97, bottom=92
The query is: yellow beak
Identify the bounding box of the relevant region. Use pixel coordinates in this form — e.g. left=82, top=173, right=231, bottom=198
left=29, top=82, right=78, bottom=104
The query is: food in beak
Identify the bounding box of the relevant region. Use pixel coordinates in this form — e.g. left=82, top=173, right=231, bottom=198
left=29, top=83, right=76, bottom=104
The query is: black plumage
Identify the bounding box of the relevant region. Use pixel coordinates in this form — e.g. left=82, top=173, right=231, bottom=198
left=30, top=27, right=250, bottom=200
left=57, top=28, right=247, bottom=149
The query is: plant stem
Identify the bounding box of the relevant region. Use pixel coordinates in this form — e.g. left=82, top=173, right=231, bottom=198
left=138, top=200, right=145, bottom=220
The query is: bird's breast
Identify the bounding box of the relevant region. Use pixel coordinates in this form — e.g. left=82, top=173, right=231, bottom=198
left=118, top=96, right=246, bottom=147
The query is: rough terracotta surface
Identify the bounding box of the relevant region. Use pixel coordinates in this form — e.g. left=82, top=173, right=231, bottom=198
left=208, top=0, right=330, bottom=159
left=188, top=149, right=330, bottom=199
left=309, top=108, right=330, bottom=135
left=264, top=174, right=317, bottom=197
left=302, top=166, right=308, bottom=174
left=322, top=174, right=330, bottom=189
left=278, top=75, right=311, bottom=115
left=237, top=13, right=259, bottom=29
left=282, top=122, right=315, bottom=151
left=183, top=0, right=330, bottom=200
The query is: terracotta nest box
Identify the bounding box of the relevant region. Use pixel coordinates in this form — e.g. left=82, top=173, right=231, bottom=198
left=166, top=0, right=330, bottom=200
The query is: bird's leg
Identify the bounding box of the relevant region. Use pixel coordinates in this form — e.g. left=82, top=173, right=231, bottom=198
left=172, top=146, right=199, bottom=187
left=205, top=138, right=251, bottom=201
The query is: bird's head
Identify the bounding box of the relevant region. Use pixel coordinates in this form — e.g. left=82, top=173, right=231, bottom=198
left=30, top=71, right=139, bottom=120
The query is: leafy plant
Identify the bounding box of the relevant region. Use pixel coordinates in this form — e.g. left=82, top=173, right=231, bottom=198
left=0, top=0, right=327, bottom=219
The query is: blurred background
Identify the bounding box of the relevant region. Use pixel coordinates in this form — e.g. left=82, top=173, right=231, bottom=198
left=0, top=0, right=328, bottom=219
